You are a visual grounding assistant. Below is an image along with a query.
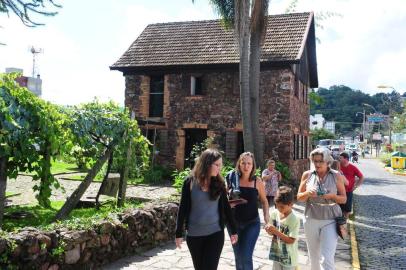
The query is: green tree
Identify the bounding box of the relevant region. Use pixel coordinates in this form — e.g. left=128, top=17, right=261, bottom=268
left=55, top=100, right=150, bottom=220
left=0, top=0, right=61, bottom=27
left=197, top=0, right=269, bottom=167
left=392, top=101, right=406, bottom=133
left=310, top=128, right=335, bottom=145
left=0, top=72, right=69, bottom=225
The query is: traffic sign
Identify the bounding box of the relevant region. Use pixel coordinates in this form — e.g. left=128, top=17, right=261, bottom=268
left=367, top=114, right=386, bottom=123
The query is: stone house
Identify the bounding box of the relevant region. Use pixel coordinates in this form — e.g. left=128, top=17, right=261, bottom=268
left=111, top=12, right=318, bottom=180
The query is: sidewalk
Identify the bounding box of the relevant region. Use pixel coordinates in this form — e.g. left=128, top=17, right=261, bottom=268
left=103, top=203, right=352, bottom=269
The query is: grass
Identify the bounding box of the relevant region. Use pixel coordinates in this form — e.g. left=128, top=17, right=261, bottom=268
left=2, top=199, right=143, bottom=232
left=19, top=160, right=83, bottom=176
left=5, top=191, right=20, bottom=198
left=50, top=160, right=83, bottom=174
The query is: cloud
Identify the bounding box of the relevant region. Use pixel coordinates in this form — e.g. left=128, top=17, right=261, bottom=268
left=1, top=0, right=405, bottom=106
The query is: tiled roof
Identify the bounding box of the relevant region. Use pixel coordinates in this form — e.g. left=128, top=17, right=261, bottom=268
left=111, top=12, right=313, bottom=69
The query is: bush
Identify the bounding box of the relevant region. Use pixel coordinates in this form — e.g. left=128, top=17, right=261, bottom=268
left=380, top=152, right=391, bottom=167
left=221, top=159, right=235, bottom=178
left=143, top=165, right=172, bottom=185
left=275, top=161, right=291, bottom=182
left=172, top=168, right=192, bottom=193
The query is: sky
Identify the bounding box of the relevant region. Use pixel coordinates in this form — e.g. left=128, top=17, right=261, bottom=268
left=0, top=0, right=405, bottom=105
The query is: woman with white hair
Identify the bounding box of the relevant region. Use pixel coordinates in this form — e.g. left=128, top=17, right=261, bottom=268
left=297, top=148, right=347, bottom=270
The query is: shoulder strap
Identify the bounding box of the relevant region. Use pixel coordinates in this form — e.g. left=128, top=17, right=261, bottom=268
left=227, top=170, right=240, bottom=191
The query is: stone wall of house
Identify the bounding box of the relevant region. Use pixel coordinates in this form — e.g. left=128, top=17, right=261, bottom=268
left=124, top=67, right=310, bottom=180
left=0, top=203, right=178, bottom=270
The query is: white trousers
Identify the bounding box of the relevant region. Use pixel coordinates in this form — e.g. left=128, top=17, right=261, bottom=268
left=303, top=218, right=338, bottom=270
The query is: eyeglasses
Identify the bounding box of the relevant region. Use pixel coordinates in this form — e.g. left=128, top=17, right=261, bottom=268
left=313, top=160, right=326, bottom=164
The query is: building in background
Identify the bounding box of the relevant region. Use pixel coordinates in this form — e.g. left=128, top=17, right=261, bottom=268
left=310, top=114, right=336, bottom=134
left=310, top=114, right=325, bottom=129
left=5, top=68, right=42, bottom=97
left=325, top=121, right=336, bottom=134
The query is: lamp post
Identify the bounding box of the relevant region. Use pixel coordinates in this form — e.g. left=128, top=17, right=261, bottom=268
left=356, top=111, right=365, bottom=142
left=377, top=85, right=397, bottom=144
left=362, top=103, right=380, bottom=156
left=362, top=103, right=378, bottom=138
left=362, top=103, right=378, bottom=113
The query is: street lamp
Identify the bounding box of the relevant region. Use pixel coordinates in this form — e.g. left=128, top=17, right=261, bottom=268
left=362, top=103, right=378, bottom=113
left=362, top=103, right=379, bottom=143
left=356, top=111, right=365, bottom=141
left=377, top=85, right=397, bottom=144
left=377, top=85, right=395, bottom=91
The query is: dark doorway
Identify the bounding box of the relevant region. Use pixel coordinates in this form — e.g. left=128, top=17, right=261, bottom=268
left=184, top=129, right=207, bottom=168
left=237, top=131, right=245, bottom=158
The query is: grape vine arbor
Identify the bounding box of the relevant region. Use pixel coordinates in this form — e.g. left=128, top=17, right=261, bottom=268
left=0, top=73, right=150, bottom=227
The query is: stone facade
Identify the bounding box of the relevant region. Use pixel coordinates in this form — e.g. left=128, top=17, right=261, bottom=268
left=0, top=203, right=178, bottom=269
left=125, top=67, right=310, bottom=181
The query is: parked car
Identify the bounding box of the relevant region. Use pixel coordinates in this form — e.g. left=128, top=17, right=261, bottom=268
left=317, top=139, right=333, bottom=150
left=347, top=143, right=358, bottom=152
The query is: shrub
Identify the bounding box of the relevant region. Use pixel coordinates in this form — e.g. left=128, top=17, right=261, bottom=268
left=143, top=165, right=172, bottom=185
left=380, top=152, right=391, bottom=167
left=172, top=168, right=192, bottom=193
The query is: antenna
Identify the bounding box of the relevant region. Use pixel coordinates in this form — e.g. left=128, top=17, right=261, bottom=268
left=30, top=46, right=43, bottom=77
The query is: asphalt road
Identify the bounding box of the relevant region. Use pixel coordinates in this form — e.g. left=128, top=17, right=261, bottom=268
left=352, top=158, right=406, bottom=270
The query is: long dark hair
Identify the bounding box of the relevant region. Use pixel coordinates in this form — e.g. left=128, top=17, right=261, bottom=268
left=192, top=148, right=225, bottom=200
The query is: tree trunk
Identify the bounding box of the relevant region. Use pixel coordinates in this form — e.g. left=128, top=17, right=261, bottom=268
left=0, top=157, right=7, bottom=228
left=54, top=140, right=118, bottom=221
left=249, top=0, right=269, bottom=168
left=117, top=139, right=132, bottom=207
left=95, top=152, right=114, bottom=208
left=39, top=141, right=52, bottom=208
left=249, top=27, right=263, bottom=167
left=235, top=0, right=254, bottom=154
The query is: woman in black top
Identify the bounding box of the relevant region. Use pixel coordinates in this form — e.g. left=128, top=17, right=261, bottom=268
left=175, top=149, right=238, bottom=270
left=226, top=152, right=270, bottom=270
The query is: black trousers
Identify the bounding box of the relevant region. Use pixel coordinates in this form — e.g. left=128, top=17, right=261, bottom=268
left=186, top=230, right=224, bottom=270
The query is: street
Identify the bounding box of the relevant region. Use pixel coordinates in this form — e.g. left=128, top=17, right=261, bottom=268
left=353, top=158, right=406, bottom=269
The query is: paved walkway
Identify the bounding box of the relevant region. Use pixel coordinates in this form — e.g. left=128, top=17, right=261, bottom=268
left=104, top=203, right=352, bottom=270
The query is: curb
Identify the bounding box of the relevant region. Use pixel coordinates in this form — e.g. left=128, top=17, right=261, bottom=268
left=349, top=219, right=361, bottom=270
left=383, top=166, right=406, bottom=176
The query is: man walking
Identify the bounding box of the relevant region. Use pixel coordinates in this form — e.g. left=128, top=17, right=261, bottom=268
left=339, top=152, right=364, bottom=218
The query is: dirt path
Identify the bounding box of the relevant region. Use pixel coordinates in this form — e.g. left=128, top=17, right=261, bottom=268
left=6, top=174, right=177, bottom=206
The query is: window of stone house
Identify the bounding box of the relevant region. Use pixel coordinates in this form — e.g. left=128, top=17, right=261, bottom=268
left=191, top=76, right=203, bottom=96
left=293, top=134, right=299, bottom=160
left=299, top=135, right=303, bottom=159
left=302, top=83, right=309, bottom=104
left=149, top=75, right=164, bottom=117
left=294, top=77, right=299, bottom=98
left=304, top=135, right=308, bottom=159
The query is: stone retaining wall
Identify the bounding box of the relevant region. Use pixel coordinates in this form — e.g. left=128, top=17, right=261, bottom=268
left=0, top=203, right=178, bottom=269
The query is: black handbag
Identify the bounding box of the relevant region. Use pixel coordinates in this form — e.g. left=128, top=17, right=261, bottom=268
left=335, top=216, right=347, bottom=240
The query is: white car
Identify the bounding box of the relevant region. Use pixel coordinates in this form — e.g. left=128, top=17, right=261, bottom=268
left=347, top=143, right=358, bottom=152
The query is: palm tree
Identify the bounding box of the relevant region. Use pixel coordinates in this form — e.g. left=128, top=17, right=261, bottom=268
left=196, top=0, right=269, bottom=166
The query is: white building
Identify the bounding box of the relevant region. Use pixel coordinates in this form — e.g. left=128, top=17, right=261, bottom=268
left=5, top=68, right=42, bottom=97
left=325, top=121, right=336, bottom=134
left=310, top=114, right=325, bottom=130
